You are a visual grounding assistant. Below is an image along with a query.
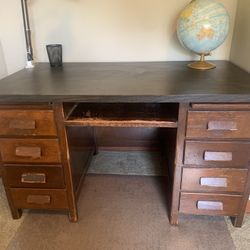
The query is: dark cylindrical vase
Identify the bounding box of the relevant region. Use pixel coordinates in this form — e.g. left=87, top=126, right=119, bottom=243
left=46, top=44, right=63, bottom=67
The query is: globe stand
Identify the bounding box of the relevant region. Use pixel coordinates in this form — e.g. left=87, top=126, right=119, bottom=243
left=188, top=54, right=216, bottom=70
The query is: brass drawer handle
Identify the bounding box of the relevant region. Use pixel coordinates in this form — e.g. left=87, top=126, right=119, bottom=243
left=9, top=119, right=36, bottom=130
left=15, top=146, right=42, bottom=159
left=204, top=151, right=232, bottom=161
left=197, top=201, right=223, bottom=211
left=21, top=173, right=46, bottom=184
left=27, top=195, right=51, bottom=205
left=207, top=121, right=237, bottom=131
left=200, top=177, right=227, bottom=187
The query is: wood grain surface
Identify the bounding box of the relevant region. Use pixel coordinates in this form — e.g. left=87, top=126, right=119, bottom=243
left=180, top=192, right=242, bottom=216
left=0, top=139, right=61, bottom=164
left=0, top=109, right=57, bottom=136
left=9, top=188, right=68, bottom=209
left=0, top=61, right=249, bottom=103
left=187, top=110, right=250, bottom=139
left=3, top=165, right=65, bottom=188
left=184, top=140, right=250, bottom=167
left=181, top=168, right=248, bottom=193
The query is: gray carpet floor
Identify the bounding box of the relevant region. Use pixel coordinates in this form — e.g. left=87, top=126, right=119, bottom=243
left=88, top=151, right=167, bottom=176
left=0, top=180, right=25, bottom=250
left=226, top=215, right=250, bottom=250
left=4, top=176, right=235, bottom=250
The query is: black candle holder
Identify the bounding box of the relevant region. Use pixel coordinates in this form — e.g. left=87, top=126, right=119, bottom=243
left=46, top=44, right=63, bottom=67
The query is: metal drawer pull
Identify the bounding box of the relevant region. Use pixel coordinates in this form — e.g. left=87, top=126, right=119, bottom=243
left=197, top=201, right=223, bottom=211
left=200, top=177, right=227, bottom=187
left=9, top=119, right=36, bottom=130
left=207, top=121, right=237, bottom=131
left=204, top=151, right=232, bottom=161
left=15, top=146, right=42, bottom=159
left=27, top=195, right=51, bottom=205
left=21, top=173, right=46, bottom=184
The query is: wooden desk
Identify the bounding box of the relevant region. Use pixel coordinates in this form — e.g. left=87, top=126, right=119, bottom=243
left=0, top=61, right=250, bottom=227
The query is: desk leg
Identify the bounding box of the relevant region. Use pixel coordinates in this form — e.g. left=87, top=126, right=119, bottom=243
left=53, top=103, right=78, bottom=223
left=1, top=168, right=23, bottom=219
left=69, top=210, right=78, bottom=222
left=231, top=170, right=250, bottom=227
left=170, top=103, right=189, bottom=225
left=11, top=208, right=23, bottom=220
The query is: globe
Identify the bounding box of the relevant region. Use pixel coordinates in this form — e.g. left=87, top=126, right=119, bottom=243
left=177, top=0, right=230, bottom=70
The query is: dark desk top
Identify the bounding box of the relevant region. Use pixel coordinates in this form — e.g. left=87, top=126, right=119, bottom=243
left=0, top=61, right=250, bottom=103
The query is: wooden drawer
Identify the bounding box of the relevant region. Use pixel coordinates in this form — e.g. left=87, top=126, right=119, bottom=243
left=0, top=139, right=61, bottom=164
left=0, top=109, right=57, bottom=137
left=186, top=110, right=250, bottom=139
left=184, top=141, right=250, bottom=167
left=182, top=168, right=248, bottom=193
left=180, top=192, right=242, bottom=216
left=3, top=165, right=65, bottom=188
left=10, top=188, right=68, bottom=209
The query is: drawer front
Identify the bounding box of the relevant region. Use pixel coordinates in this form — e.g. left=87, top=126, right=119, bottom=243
left=184, top=141, right=250, bottom=167
left=0, top=110, right=57, bottom=136
left=3, top=165, right=65, bottom=188
left=10, top=188, right=68, bottom=209
left=0, top=139, right=61, bottom=164
left=186, top=111, right=250, bottom=139
left=180, top=193, right=242, bottom=216
left=182, top=168, right=248, bottom=193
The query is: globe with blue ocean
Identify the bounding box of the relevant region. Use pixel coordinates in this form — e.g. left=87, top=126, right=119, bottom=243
left=177, top=0, right=230, bottom=69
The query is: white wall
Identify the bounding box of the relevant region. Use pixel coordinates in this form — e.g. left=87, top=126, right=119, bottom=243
left=0, top=0, right=238, bottom=77
left=0, top=0, right=26, bottom=77
left=230, top=0, right=250, bottom=201
left=230, top=0, right=250, bottom=72
left=0, top=41, right=7, bottom=79
left=30, top=0, right=237, bottom=62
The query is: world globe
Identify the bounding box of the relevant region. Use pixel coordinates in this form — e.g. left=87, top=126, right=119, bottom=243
left=177, top=0, right=230, bottom=70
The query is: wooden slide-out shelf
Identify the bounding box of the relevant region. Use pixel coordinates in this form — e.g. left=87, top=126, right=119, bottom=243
left=64, top=103, right=178, bottom=128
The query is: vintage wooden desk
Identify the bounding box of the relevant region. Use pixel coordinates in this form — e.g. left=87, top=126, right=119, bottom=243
left=0, top=61, right=250, bottom=227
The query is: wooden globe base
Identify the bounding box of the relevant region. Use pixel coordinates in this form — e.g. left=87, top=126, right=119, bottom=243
left=188, top=54, right=216, bottom=70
